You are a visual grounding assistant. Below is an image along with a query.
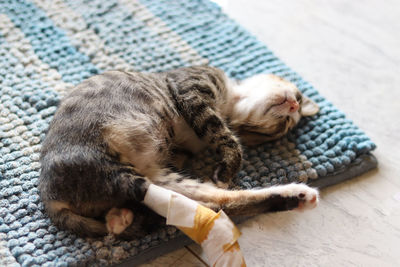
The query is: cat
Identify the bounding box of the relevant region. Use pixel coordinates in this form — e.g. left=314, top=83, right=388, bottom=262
left=39, top=66, right=320, bottom=239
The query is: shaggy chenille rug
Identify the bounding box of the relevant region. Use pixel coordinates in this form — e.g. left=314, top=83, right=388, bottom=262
left=0, top=0, right=376, bottom=266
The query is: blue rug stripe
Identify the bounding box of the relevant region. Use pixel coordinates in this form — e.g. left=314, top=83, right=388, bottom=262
left=2, top=0, right=98, bottom=84
left=30, top=0, right=135, bottom=73
left=63, top=0, right=189, bottom=71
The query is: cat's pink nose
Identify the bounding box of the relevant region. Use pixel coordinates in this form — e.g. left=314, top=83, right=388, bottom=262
left=288, top=99, right=299, bottom=113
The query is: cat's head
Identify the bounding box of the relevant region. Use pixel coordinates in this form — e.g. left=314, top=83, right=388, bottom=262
left=228, top=74, right=319, bottom=146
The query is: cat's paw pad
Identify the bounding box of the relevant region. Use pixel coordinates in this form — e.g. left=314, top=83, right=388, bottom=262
left=106, top=208, right=134, bottom=235
left=280, top=183, right=319, bottom=210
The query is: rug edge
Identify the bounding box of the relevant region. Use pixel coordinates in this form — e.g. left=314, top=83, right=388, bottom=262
left=308, top=153, right=378, bottom=189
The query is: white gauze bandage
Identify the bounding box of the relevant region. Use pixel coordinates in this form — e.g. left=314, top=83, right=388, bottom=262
left=143, top=184, right=246, bottom=267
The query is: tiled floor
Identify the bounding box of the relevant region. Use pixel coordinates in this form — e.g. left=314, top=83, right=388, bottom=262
left=143, top=0, right=400, bottom=266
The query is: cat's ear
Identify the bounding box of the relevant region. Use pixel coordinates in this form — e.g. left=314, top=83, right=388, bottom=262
left=300, top=96, right=319, bottom=116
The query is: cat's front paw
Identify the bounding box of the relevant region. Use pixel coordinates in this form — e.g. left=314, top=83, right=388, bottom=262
left=212, top=163, right=227, bottom=184
left=212, top=158, right=241, bottom=185
left=106, top=208, right=134, bottom=235
left=212, top=162, right=234, bottom=186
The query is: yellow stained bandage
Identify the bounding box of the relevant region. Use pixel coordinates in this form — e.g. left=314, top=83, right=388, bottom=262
left=143, top=184, right=246, bottom=267
left=179, top=205, right=221, bottom=244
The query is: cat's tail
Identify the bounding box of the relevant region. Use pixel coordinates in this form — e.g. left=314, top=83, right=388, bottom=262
left=42, top=201, right=108, bottom=237
left=151, top=169, right=319, bottom=216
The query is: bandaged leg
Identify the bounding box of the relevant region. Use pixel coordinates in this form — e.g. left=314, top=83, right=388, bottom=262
left=143, top=184, right=246, bottom=267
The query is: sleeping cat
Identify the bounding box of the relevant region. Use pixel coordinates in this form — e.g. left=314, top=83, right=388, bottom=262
left=39, top=66, right=320, bottom=239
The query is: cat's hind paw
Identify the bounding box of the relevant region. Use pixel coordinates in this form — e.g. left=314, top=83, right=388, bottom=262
left=266, top=183, right=319, bottom=212
left=106, top=208, right=134, bottom=235
left=282, top=183, right=319, bottom=210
